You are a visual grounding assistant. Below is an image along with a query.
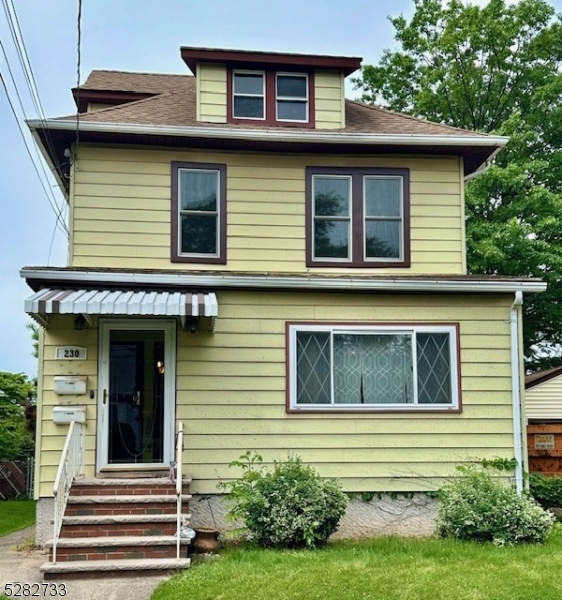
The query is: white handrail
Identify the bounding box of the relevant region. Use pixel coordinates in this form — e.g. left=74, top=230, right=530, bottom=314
left=175, top=421, right=184, bottom=560
left=52, top=421, right=85, bottom=564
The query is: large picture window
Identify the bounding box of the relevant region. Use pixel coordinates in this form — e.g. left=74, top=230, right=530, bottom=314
left=306, top=167, right=410, bottom=267
left=171, top=162, right=227, bottom=264
left=288, top=324, right=460, bottom=412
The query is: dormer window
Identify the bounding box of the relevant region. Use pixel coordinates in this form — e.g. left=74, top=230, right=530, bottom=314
left=228, top=69, right=314, bottom=127
left=276, top=74, right=308, bottom=122
left=233, top=71, right=265, bottom=120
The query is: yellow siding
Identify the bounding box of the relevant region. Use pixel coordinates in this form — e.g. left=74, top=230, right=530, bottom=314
left=35, top=292, right=516, bottom=496
left=71, top=146, right=465, bottom=275
left=314, top=70, right=345, bottom=129
left=197, top=62, right=227, bottom=123
left=87, top=103, right=114, bottom=112
left=526, top=375, right=562, bottom=420
left=37, top=315, right=99, bottom=497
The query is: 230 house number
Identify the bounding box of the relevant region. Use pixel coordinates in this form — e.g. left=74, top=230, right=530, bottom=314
left=55, top=346, right=87, bottom=360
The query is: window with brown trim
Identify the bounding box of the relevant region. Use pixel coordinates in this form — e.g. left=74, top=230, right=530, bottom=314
left=171, top=161, right=227, bottom=264
left=287, top=323, right=461, bottom=413
left=306, top=167, right=410, bottom=267
left=228, top=69, right=314, bottom=127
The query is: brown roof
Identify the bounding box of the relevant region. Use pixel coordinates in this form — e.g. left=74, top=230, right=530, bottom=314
left=525, top=366, right=562, bottom=390
left=61, top=69, right=489, bottom=138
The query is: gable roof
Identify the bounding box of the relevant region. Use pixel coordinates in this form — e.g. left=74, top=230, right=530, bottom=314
left=525, top=367, right=562, bottom=390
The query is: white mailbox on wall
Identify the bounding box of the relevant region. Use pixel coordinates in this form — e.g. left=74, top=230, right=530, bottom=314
left=52, top=405, right=87, bottom=424
left=53, top=375, right=87, bottom=396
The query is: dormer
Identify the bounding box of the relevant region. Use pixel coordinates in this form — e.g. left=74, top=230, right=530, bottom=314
left=181, top=47, right=361, bottom=129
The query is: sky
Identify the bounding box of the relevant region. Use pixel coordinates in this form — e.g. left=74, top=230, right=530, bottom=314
left=0, top=0, right=558, bottom=377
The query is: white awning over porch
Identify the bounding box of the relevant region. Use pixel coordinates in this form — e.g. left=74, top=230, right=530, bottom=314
left=25, top=288, right=218, bottom=327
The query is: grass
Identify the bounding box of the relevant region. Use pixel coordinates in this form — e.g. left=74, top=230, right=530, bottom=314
left=151, top=525, right=562, bottom=600
left=0, top=500, right=35, bottom=538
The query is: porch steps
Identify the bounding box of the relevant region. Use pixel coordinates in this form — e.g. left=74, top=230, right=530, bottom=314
left=41, top=477, right=193, bottom=580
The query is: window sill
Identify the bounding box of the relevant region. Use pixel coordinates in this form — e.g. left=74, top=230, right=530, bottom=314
left=171, top=255, right=227, bottom=265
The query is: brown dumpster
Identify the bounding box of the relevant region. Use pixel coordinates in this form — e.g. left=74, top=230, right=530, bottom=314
left=527, top=423, right=562, bottom=475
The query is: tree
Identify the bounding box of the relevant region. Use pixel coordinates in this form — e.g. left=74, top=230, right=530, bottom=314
left=0, top=372, right=35, bottom=460
left=353, top=0, right=562, bottom=370
left=27, top=322, right=39, bottom=359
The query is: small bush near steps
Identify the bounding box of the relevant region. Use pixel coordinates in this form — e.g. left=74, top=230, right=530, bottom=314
left=220, top=453, right=347, bottom=548
left=528, top=473, right=562, bottom=511
left=437, top=466, right=555, bottom=545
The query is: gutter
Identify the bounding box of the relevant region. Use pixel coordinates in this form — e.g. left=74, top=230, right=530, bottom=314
left=26, top=118, right=510, bottom=149
left=510, top=291, right=524, bottom=493
left=463, top=145, right=505, bottom=183
left=20, top=268, right=547, bottom=294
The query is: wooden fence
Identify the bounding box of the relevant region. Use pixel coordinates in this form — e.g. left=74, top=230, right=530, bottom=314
left=0, top=459, right=33, bottom=499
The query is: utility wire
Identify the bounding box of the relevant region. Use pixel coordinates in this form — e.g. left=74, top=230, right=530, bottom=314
left=75, top=0, right=82, bottom=160
left=0, top=36, right=68, bottom=235
left=0, top=67, right=69, bottom=236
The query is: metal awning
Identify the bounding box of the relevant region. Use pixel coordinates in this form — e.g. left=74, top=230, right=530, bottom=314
left=25, top=288, right=218, bottom=328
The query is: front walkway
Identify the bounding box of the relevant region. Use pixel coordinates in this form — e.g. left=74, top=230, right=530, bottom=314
left=0, top=527, right=169, bottom=600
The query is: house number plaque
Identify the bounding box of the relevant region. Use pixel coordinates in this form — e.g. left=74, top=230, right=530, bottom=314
left=534, top=434, right=555, bottom=450
left=56, top=346, right=87, bottom=360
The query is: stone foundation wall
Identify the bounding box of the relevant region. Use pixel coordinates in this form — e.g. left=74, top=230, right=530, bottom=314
left=189, top=493, right=439, bottom=539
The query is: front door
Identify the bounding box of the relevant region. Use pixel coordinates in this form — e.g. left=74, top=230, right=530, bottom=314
left=97, top=320, right=176, bottom=470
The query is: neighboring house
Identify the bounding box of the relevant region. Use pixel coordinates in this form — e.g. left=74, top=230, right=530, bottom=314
left=525, top=367, right=562, bottom=475
left=22, top=46, right=546, bottom=575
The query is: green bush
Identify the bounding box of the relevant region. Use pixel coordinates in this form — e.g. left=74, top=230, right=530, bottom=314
left=437, top=466, right=555, bottom=545
left=221, top=453, right=347, bottom=548
left=529, top=473, right=562, bottom=509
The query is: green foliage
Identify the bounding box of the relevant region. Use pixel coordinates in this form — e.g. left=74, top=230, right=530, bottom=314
left=220, top=453, right=347, bottom=548
left=0, top=500, right=36, bottom=538
left=0, top=372, right=36, bottom=460
left=529, top=473, right=562, bottom=509
left=26, top=322, right=39, bottom=359
left=352, top=0, right=562, bottom=370
left=481, top=457, right=518, bottom=471
left=437, top=466, right=555, bottom=545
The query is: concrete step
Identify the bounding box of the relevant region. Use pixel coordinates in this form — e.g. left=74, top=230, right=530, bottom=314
left=70, top=477, right=192, bottom=496
left=67, top=494, right=192, bottom=504
left=41, top=557, right=191, bottom=580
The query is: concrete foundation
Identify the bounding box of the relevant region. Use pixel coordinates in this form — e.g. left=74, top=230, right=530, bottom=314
left=189, top=493, right=439, bottom=539
left=36, top=497, right=54, bottom=546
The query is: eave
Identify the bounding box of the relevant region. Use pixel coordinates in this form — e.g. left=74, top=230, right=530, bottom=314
left=21, top=267, right=546, bottom=295
left=27, top=118, right=509, bottom=196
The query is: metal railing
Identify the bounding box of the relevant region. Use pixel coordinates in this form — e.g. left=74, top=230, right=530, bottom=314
left=52, top=421, right=85, bottom=563
left=175, top=421, right=184, bottom=560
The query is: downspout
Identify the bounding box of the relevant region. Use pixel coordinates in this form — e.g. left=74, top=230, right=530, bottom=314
left=510, top=291, right=524, bottom=493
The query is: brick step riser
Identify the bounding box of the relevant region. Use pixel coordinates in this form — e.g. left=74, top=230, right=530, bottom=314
left=70, top=486, right=188, bottom=496
left=50, top=545, right=184, bottom=562
left=65, top=504, right=182, bottom=516
left=60, top=523, right=178, bottom=538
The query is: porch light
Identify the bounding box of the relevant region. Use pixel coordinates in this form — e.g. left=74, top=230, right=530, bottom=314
left=156, top=361, right=165, bottom=374
left=185, top=316, right=199, bottom=334
left=74, top=314, right=86, bottom=330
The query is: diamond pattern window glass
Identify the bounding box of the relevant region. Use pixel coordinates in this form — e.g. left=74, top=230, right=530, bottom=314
left=291, top=325, right=458, bottom=411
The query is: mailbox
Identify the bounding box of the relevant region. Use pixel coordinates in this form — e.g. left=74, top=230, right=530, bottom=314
left=52, top=405, right=86, bottom=424
left=53, top=375, right=87, bottom=396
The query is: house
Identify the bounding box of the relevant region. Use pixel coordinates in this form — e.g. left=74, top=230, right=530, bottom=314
left=525, top=367, right=562, bottom=475
left=22, top=46, right=546, bottom=576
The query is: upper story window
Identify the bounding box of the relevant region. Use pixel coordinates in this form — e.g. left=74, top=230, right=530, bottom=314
left=306, top=167, right=410, bottom=268
left=228, top=69, right=314, bottom=127
left=276, top=73, right=308, bottom=122
left=171, top=161, right=227, bottom=264
left=233, top=71, right=265, bottom=120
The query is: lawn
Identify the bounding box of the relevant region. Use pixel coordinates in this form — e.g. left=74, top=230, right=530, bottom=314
left=0, top=500, right=35, bottom=538
left=151, top=525, right=562, bottom=600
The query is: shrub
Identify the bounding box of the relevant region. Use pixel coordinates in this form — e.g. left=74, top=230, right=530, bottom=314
left=529, top=473, right=562, bottom=509
left=220, top=453, right=347, bottom=548
left=437, top=466, right=555, bottom=545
